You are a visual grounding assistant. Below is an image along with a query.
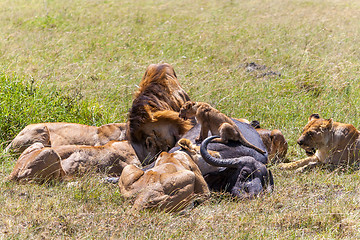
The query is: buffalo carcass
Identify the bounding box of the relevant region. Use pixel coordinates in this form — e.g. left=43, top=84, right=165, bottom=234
left=179, top=119, right=273, bottom=198
left=108, top=120, right=273, bottom=198
left=180, top=119, right=268, bottom=164
left=200, top=136, right=273, bottom=198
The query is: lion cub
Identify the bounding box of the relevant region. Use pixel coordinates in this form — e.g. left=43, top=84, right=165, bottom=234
left=179, top=101, right=266, bottom=154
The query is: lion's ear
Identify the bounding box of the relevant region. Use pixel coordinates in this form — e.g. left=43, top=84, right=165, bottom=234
left=182, top=101, right=193, bottom=109
left=178, top=138, right=196, bottom=153
left=309, top=113, right=320, bottom=121
left=326, top=118, right=333, bottom=128
left=145, top=136, right=156, bottom=151
left=250, top=120, right=261, bottom=129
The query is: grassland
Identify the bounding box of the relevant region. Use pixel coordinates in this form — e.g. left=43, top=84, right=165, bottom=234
left=1, top=0, right=360, bottom=238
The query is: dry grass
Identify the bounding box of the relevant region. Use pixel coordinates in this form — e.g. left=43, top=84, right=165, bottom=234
left=1, top=0, right=360, bottom=238
left=1, top=169, right=359, bottom=239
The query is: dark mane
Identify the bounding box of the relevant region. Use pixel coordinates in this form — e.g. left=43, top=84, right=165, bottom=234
left=127, top=63, right=190, bottom=142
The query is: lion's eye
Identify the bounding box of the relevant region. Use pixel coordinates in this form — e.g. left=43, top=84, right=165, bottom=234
left=241, top=168, right=252, bottom=177
left=307, top=131, right=316, bottom=137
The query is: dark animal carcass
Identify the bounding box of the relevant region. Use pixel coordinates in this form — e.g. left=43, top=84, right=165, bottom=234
left=180, top=119, right=268, bottom=164
left=200, top=135, right=273, bottom=198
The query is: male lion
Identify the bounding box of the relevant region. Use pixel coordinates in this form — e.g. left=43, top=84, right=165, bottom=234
left=178, top=101, right=266, bottom=154
left=118, top=138, right=212, bottom=212
left=8, top=140, right=140, bottom=182
left=279, top=114, right=360, bottom=171
left=5, top=122, right=127, bottom=154
left=127, top=63, right=192, bottom=164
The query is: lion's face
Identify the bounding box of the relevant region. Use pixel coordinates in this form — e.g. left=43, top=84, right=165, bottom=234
left=140, top=122, right=183, bottom=164
left=179, top=101, right=197, bottom=120
left=144, top=132, right=173, bottom=162
left=297, top=118, right=333, bottom=156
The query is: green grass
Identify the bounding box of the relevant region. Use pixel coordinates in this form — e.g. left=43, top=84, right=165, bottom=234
left=1, top=0, right=360, bottom=238
left=0, top=74, right=110, bottom=145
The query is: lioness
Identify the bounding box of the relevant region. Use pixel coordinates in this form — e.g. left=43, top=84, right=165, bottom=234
left=279, top=114, right=360, bottom=171
left=5, top=122, right=127, bottom=154
left=9, top=140, right=140, bottom=182
left=179, top=101, right=266, bottom=154
left=118, top=138, right=213, bottom=212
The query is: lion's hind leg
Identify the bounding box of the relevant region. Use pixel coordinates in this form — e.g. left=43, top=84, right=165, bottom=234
left=220, top=123, right=266, bottom=154
left=118, top=165, right=145, bottom=198
left=208, top=123, right=236, bottom=144
left=133, top=170, right=196, bottom=212
left=160, top=170, right=197, bottom=212
left=8, top=144, right=63, bottom=182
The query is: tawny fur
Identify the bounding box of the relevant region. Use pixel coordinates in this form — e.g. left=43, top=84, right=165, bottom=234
left=8, top=140, right=140, bottom=182
left=233, top=118, right=251, bottom=124
left=250, top=120, right=288, bottom=163
left=8, top=143, right=65, bottom=183
left=279, top=114, right=360, bottom=171
left=127, top=63, right=192, bottom=162
left=179, top=101, right=266, bottom=154
left=141, top=109, right=192, bottom=160
left=118, top=138, right=212, bottom=212
left=5, top=122, right=127, bottom=154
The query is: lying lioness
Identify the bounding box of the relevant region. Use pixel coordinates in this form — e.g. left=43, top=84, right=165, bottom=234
left=118, top=139, right=212, bottom=212
left=279, top=114, right=360, bottom=171
left=8, top=140, right=140, bottom=182
left=5, top=122, right=127, bottom=154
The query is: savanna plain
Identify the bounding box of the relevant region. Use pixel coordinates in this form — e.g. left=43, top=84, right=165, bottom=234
left=1, top=0, right=360, bottom=239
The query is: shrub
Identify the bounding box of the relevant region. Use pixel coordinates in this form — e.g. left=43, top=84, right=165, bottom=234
left=0, top=73, right=104, bottom=145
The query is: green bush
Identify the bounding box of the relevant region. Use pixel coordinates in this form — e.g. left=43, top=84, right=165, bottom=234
left=0, top=74, right=105, bottom=145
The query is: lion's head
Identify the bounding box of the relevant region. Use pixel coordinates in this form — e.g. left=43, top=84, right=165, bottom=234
left=127, top=64, right=191, bottom=164
left=179, top=101, right=197, bottom=120
left=297, top=114, right=333, bottom=156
